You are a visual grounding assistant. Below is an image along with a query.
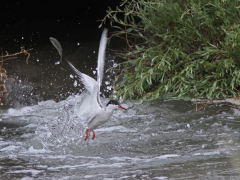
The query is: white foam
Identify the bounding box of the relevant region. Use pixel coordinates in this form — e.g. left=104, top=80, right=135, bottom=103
left=47, top=163, right=92, bottom=171
left=96, top=126, right=137, bottom=133
left=110, top=156, right=140, bottom=162
left=7, top=106, right=37, bottom=116
left=26, top=146, right=52, bottom=154
left=6, top=100, right=59, bottom=117
left=193, top=151, right=221, bottom=156
left=0, top=145, right=20, bottom=152
left=152, top=177, right=168, bottom=180
left=88, top=162, right=127, bottom=168
left=7, top=169, right=42, bottom=177
left=155, top=154, right=180, bottom=159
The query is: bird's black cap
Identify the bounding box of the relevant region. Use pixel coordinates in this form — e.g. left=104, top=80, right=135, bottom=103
left=106, top=100, right=120, bottom=106
left=106, top=100, right=126, bottom=110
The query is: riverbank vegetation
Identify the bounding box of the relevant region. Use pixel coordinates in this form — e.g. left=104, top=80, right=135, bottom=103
left=100, top=0, right=240, bottom=100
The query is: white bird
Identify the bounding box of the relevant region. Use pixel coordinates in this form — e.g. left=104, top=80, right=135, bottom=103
left=50, top=28, right=126, bottom=141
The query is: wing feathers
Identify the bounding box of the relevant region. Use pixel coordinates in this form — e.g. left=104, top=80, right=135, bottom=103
left=67, top=61, right=98, bottom=94
left=50, top=28, right=108, bottom=109
left=49, top=37, right=63, bottom=63
left=97, top=28, right=108, bottom=90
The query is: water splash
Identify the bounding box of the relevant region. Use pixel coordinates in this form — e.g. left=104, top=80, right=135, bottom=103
left=45, top=95, right=85, bottom=150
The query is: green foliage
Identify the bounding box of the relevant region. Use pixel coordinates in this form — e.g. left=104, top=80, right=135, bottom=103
left=100, top=0, right=240, bottom=100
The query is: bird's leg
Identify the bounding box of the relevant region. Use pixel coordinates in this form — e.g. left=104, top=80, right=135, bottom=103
left=84, top=129, right=89, bottom=141
left=92, top=130, right=96, bottom=140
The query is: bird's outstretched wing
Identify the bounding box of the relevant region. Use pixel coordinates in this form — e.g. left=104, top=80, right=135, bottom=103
left=49, top=37, right=63, bottom=63
left=67, top=61, right=98, bottom=95
left=50, top=30, right=108, bottom=122
left=67, top=61, right=102, bottom=122
left=97, top=28, right=108, bottom=90
left=96, top=28, right=108, bottom=107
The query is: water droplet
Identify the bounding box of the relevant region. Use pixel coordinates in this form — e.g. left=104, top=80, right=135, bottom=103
left=73, top=80, right=77, bottom=87
left=113, top=63, right=118, bottom=68
left=119, top=96, right=123, bottom=103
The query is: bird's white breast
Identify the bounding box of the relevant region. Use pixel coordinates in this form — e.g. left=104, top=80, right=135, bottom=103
left=87, top=108, right=114, bottom=131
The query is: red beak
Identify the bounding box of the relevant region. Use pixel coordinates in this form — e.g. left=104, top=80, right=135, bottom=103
left=118, top=105, right=126, bottom=110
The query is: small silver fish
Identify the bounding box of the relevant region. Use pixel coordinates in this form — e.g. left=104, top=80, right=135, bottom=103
left=49, top=37, right=63, bottom=63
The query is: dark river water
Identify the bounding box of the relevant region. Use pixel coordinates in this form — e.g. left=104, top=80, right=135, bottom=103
left=0, top=24, right=240, bottom=179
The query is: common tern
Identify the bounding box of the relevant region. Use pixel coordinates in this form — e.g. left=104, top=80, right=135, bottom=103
left=50, top=28, right=126, bottom=141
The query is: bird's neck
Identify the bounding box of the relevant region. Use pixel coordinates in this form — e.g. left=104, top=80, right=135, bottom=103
left=104, top=106, right=115, bottom=113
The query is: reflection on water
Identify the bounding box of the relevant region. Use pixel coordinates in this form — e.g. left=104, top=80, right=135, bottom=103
left=0, top=97, right=240, bottom=179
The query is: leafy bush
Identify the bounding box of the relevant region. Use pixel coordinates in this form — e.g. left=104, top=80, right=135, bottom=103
left=100, top=0, right=240, bottom=100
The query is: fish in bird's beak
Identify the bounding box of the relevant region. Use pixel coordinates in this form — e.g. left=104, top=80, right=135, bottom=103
left=118, top=105, right=126, bottom=110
